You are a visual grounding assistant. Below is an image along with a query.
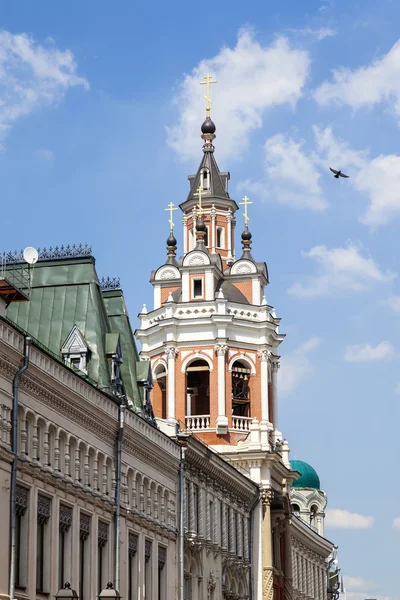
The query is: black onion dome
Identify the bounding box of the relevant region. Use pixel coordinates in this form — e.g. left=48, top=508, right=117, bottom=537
left=241, top=227, right=252, bottom=241
left=167, top=232, right=177, bottom=247
left=201, top=117, right=216, bottom=134
left=196, top=217, right=206, bottom=232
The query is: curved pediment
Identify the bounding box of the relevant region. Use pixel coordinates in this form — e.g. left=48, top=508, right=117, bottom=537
left=230, top=259, right=257, bottom=276
left=182, top=250, right=211, bottom=268
left=154, top=265, right=181, bottom=281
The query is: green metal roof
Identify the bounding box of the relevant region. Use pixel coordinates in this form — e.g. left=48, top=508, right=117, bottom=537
left=6, top=256, right=146, bottom=414
left=290, top=460, right=321, bottom=490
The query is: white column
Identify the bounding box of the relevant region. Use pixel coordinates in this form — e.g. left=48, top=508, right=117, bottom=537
left=226, top=210, right=233, bottom=262
left=215, top=343, right=228, bottom=433
left=257, top=349, right=271, bottom=422
left=165, top=346, right=177, bottom=422
left=271, top=360, right=280, bottom=431
left=182, top=215, right=188, bottom=254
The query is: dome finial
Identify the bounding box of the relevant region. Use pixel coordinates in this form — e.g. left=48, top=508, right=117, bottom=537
left=164, top=201, right=178, bottom=265
left=200, top=72, right=217, bottom=152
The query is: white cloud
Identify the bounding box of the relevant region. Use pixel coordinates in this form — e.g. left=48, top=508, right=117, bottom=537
left=388, top=296, right=400, bottom=311
left=354, top=154, right=400, bottom=226
left=344, top=576, right=374, bottom=590
left=325, top=508, right=374, bottom=529
left=293, top=27, right=336, bottom=40
left=288, top=243, right=396, bottom=297
left=167, top=28, right=310, bottom=162
left=344, top=341, right=395, bottom=362
left=393, top=517, right=400, bottom=529
left=312, top=125, right=367, bottom=171
left=38, top=148, right=54, bottom=162
left=315, top=39, right=400, bottom=117
left=279, top=337, right=322, bottom=395
left=0, top=30, right=88, bottom=146
left=241, top=133, right=327, bottom=211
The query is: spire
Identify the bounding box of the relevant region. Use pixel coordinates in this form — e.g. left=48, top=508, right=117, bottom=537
left=164, top=202, right=178, bottom=265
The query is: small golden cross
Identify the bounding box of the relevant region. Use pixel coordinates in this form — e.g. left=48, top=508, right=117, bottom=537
left=193, top=186, right=205, bottom=217
left=165, top=201, right=178, bottom=232
left=200, top=72, right=217, bottom=115
left=240, top=195, right=253, bottom=226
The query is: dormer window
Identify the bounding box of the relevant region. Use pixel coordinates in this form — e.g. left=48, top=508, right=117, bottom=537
left=201, top=169, right=210, bottom=190
left=61, top=326, right=90, bottom=374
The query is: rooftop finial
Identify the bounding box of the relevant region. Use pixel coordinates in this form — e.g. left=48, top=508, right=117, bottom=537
left=164, top=202, right=178, bottom=265
left=200, top=73, right=217, bottom=151
left=165, top=201, right=178, bottom=233
left=240, top=195, right=253, bottom=228
left=193, top=186, right=204, bottom=218
left=200, top=72, right=217, bottom=118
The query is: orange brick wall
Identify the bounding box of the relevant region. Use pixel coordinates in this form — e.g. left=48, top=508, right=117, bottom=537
left=160, top=285, right=180, bottom=304
left=231, top=280, right=252, bottom=303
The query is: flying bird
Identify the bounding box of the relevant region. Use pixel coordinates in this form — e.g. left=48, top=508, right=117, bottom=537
left=330, top=167, right=349, bottom=179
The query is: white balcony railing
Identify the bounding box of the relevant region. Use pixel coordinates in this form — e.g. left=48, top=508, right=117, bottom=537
left=185, top=415, right=210, bottom=431
left=232, top=416, right=252, bottom=431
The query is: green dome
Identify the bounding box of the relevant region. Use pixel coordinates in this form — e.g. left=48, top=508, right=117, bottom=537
left=290, top=460, right=320, bottom=490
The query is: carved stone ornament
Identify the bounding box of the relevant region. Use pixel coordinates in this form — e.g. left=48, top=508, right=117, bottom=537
left=37, top=494, right=51, bottom=525
left=158, top=546, right=167, bottom=569
left=263, top=568, right=274, bottom=600
left=215, top=343, right=228, bottom=356
left=189, top=255, right=205, bottom=266
left=98, top=521, right=109, bottom=548
left=231, top=260, right=257, bottom=276
left=257, top=349, right=271, bottom=362
left=236, top=264, right=252, bottom=274
left=145, top=539, right=152, bottom=563
left=80, top=513, right=91, bottom=541
left=15, top=485, right=29, bottom=517
left=271, top=361, right=280, bottom=372
left=160, top=268, right=178, bottom=280
left=165, top=346, right=178, bottom=360
left=59, top=504, right=73, bottom=533
left=261, top=489, right=274, bottom=507
left=128, top=533, right=138, bottom=557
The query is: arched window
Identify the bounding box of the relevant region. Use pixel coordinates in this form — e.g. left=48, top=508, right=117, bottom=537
left=201, top=169, right=209, bottom=190
left=291, top=503, right=300, bottom=517
left=154, top=364, right=167, bottom=419
left=216, top=227, right=224, bottom=248
left=231, top=361, right=251, bottom=416
left=186, top=359, right=210, bottom=423
left=310, top=504, right=318, bottom=529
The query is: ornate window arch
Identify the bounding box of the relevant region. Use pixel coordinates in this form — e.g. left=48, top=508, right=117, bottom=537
left=181, top=352, right=214, bottom=373
left=228, top=353, right=256, bottom=375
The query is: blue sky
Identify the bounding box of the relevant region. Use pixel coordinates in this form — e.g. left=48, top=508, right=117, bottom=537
left=1, top=1, right=399, bottom=597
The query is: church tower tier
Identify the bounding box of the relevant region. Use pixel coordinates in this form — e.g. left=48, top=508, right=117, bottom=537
left=136, top=108, right=285, bottom=447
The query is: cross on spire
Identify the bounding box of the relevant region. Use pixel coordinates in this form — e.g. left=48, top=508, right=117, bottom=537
left=240, top=195, right=253, bottom=227
left=200, top=72, right=217, bottom=116
left=165, top=201, right=178, bottom=232
left=194, top=186, right=205, bottom=217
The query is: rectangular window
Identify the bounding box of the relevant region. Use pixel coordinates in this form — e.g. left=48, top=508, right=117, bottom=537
left=209, top=500, right=214, bottom=543
left=15, top=485, right=29, bottom=589
left=144, top=540, right=152, bottom=600
left=158, top=546, right=167, bottom=600
left=128, top=533, right=138, bottom=600
left=79, top=514, right=91, bottom=600
left=59, top=504, right=73, bottom=589
left=193, top=279, right=203, bottom=298
left=98, top=521, right=109, bottom=593
left=36, top=494, right=51, bottom=593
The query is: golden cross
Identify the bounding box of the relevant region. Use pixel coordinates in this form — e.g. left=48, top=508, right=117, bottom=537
left=200, top=72, right=217, bottom=115
left=193, top=186, right=205, bottom=217
left=165, top=201, right=178, bottom=231
left=240, top=195, right=253, bottom=226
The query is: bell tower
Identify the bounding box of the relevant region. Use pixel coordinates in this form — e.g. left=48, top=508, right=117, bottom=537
left=136, top=74, right=285, bottom=447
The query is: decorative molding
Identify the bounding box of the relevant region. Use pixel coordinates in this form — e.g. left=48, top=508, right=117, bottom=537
left=182, top=251, right=211, bottom=268
left=257, top=349, right=271, bottom=362
left=2, top=243, right=92, bottom=264
left=37, top=494, right=51, bottom=524
left=214, top=343, right=228, bottom=356
left=262, top=568, right=274, bottom=600
left=230, top=260, right=257, bottom=276
left=164, top=346, right=178, bottom=360
left=98, top=521, right=109, bottom=548
left=128, top=532, right=138, bottom=556
left=15, top=484, right=29, bottom=516
left=271, top=361, right=280, bottom=373
left=99, top=276, right=121, bottom=291
left=80, top=513, right=91, bottom=541
left=59, top=504, right=73, bottom=532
